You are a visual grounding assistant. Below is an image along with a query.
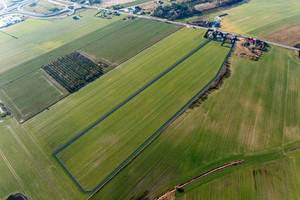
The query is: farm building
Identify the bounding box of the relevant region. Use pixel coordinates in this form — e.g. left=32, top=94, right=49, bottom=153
left=211, top=16, right=221, bottom=28
left=248, top=39, right=254, bottom=45
left=124, top=6, right=141, bottom=14
left=216, top=31, right=224, bottom=39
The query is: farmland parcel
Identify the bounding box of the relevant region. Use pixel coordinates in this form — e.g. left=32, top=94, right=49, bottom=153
left=177, top=151, right=300, bottom=200
left=0, top=119, right=86, bottom=200
left=0, top=11, right=179, bottom=87
left=0, top=69, right=68, bottom=123
left=0, top=16, right=179, bottom=122
left=90, top=46, right=300, bottom=199
left=79, top=18, right=180, bottom=66
left=25, top=28, right=208, bottom=153
left=0, top=10, right=121, bottom=82
left=55, top=41, right=230, bottom=191
left=0, top=17, right=184, bottom=199
left=215, top=0, right=300, bottom=45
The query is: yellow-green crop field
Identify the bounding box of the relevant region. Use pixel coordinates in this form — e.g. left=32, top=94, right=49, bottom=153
left=216, top=0, right=300, bottom=38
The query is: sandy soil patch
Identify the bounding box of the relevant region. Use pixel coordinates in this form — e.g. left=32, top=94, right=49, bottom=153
left=265, top=24, right=300, bottom=46
left=157, top=190, right=176, bottom=200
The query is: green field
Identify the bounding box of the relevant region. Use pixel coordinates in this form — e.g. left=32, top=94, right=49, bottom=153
left=0, top=119, right=85, bottom=200
left=56, top=41, right=229, bottom=191
left=177, top=151, right=300, bottom=200
left=79, top=18, right=181, bottom=66
left=22, top=0, right=64, bottom=14
left=90, top=45, right=300, bottom=199
left=0, top=19, right=191, bottom=200
left=1, top=1, right=299, bottom=198
left=24, top=28, right=207, bottom=152
left=0, top=69, right=68, bottom=123
left=0, top=9, right=122, bottom=85
left=214, top=0, right=300, bottom=38
left=0, top=14, right=180, bottom=87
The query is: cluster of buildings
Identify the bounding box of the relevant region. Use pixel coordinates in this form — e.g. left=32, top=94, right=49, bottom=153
left=97, top=9, right=119, bottom=18
left=187, top=15, right=224, bottom=28
left=244, top=38, right=255, bottom=46
left=0, top=103, right=9, bottom=118
left=0, top=16, right=23, bottom=29
left=205, top=29, right=235, bottom=43
left=123, top=6, right=142, bottom=14
left=211, top=16, right=221, bottom=28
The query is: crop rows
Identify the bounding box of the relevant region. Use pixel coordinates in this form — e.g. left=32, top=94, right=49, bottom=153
left=42, top=52, right=105, bottom=92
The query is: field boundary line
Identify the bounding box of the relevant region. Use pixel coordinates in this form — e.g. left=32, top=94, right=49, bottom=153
left=101, top=24, right=182, bottom=67
left=154, top=159, right=244, bottom=200
left=286, top=146, right=300, bottom=152
left=53, top=39, right=212, bottom=193
left=1, top=19, right=182, bottom=124
left=86, top=40, right=235, bottom=197
left=7, top=125, right=64, bottom=200
left=54, top=39, right=211, bottom=154
left=0, top=18, right=141, bottom=89
left=0, top=149, right=32, bottom=200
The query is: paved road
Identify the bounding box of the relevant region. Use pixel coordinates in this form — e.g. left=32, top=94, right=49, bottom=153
left=0, top=0, right=34, bottom=16
left=80, top=5, right=299, bottom=51
left=0, top=0, right=78, bottom=19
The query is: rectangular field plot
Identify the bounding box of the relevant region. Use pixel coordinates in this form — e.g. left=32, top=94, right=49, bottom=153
left=25, top=28, right=208, bottom=153
left=55, top=41, right=230, bottom=191
left=0, top=69, right=68, bottom=122
left=79, top=18, right=181, bottom=66
left=42, top=52, right=104, bottom=93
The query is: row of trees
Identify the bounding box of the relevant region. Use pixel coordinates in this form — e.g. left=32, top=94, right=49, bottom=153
left=153, top=0, right=243, bottom=20
left=153, top=3, right=197, bottom=20
left=43, top=52, right=105, bottom=93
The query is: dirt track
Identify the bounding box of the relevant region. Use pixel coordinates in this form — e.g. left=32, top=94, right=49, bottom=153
left=155, top=160, right=244, bottom=200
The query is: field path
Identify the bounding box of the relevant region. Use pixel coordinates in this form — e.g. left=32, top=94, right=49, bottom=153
left=7, top=125, right=64, bottom=200
left=154, top=160, right=244, bottom=200
left=0, top=149, right=32, bottom=199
